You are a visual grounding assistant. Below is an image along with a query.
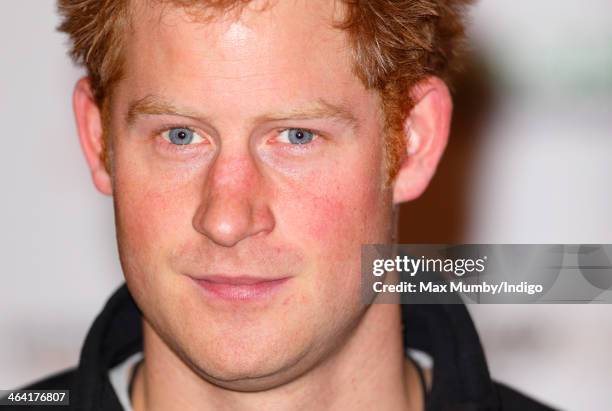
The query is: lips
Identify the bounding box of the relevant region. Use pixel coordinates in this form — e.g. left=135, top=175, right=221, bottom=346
left=192, top=275, right=290, bottom=301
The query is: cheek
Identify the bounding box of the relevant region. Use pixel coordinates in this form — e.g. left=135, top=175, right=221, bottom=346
left=112, top=135, right=208, bottom=236
left=306, top=188, right=369, bottom=242
left=277, top=161, right=393, bottom=264
left=273, top=175, right=392, bottom=321
left=320, top=159, right=390, bottom=244
left=112, top=161, right=201, bottom=280
left=116, top=190, right=171, bottom=248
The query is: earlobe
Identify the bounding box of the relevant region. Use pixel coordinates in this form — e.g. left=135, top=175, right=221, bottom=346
left=73, top=77, right=112, bottom=196
left=392, top=76, right=452, bottom=205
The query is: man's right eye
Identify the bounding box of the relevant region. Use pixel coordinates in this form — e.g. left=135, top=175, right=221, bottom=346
left=161, top=127, right=205, bottom=145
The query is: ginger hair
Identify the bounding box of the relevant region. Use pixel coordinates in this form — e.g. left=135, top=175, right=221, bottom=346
left=57, top=0, right=472, bottom=180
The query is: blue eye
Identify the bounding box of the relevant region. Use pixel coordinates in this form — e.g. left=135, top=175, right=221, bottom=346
left=278, top=128, right=315, bottom=145
left=162, top=127, right=204, bottom=145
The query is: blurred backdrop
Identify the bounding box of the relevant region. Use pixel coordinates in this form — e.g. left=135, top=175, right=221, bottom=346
left=1, top=1, right=611, bottom=410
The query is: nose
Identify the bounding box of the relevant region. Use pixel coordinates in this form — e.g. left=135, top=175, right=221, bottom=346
left=193, top=154, right=275, bottom=247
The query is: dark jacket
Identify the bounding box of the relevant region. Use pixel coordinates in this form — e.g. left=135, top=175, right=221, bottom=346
left=8, top=285, right=556, bottom=410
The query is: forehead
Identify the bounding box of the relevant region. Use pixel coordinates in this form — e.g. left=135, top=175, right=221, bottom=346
left=116, top=0, right=377, bottom=121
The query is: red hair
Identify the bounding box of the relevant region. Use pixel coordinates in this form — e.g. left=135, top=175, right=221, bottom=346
left=58, top=0, right=472, bottom=179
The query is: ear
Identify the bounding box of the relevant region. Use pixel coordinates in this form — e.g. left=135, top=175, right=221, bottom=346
left=392, top=76, right=452, bottom=204
left=73, top=77, right=113, bottom=195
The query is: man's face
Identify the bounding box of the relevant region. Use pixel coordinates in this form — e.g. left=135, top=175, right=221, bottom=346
left=108, top=0, right=395, bottom=389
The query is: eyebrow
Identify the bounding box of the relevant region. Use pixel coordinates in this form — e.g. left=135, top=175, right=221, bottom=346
left=126, top=95, right=205, bottom=125
left=254, top=99, right=358, bottom=128
left=126, top=94, right=359, bottom=130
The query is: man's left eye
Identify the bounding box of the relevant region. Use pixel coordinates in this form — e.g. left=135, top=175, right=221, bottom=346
left=277, top=128, right=316, bottom=145
left=161, top=127, right=204, bottom=145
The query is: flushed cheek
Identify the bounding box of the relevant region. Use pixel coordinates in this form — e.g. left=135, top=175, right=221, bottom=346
left=287, top=177, right=390, bottom=248
left=272, top=183, right=387, bottom=331
left=114, top=173, right=198, bottom=280
left=274, top=166, right=392, bottom=295
left=271, top=190, right=381, bottom=307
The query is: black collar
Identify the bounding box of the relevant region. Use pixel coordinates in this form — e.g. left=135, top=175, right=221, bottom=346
left=402, top=304, right=498, bottom=410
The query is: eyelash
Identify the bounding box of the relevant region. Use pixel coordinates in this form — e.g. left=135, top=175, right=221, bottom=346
left=273, top=128, right=320, bottom=148
left=152, top=125, right=322, bottom=154
left=153, top=125, right=206, bottom=155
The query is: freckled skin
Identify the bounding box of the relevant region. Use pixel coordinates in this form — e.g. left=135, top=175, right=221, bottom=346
left=109, top=0, right=397, bottom=399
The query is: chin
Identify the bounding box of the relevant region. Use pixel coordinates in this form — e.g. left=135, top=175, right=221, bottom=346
left=146, top=294, right=313, bottom=385
left=178, top=302, right=363, bottom=393
left=194, top=357, right=308, bottom=392
left=172, top=323, right=315, bottom=392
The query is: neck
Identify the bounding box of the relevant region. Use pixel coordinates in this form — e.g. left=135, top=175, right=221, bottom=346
left=132, top=303, right=422, bottom=411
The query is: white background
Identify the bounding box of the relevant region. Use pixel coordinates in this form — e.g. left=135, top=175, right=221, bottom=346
left=1, top=2, right=611, bottom=410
